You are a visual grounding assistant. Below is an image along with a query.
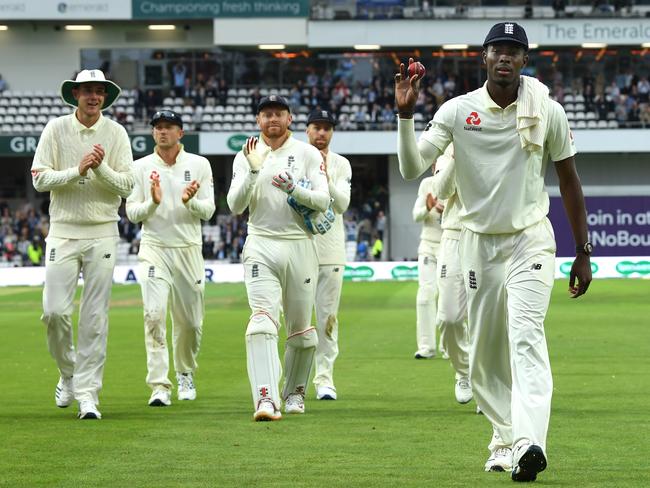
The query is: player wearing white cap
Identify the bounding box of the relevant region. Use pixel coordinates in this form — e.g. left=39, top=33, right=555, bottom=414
left=31, top=70, right=134, bottom=420
left=126, top=110, right=215, bottom=407
left=411, top=169, right=443, bottom=360
left=305, top=109, right=352, bottom=401
left=227, top=95, right=330, bottom=421
left=395, top=22, right=592, bottom=482
left=430, top=145, right=472, bottom=405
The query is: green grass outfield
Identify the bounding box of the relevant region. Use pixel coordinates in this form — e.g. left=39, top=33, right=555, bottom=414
left=1, top=279, right=649, bottom=487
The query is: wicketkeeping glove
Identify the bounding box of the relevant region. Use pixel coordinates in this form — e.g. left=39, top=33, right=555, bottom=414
left=305, top=205, right=336, bottom=235
left=272, top=171, right=295, bottom=193
left=287, top=177, right=314, bottom=217
left=242, top=137, right=269, bottom=172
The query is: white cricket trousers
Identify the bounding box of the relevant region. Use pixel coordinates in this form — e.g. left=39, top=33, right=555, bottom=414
left=137, top=244, right=205, bottom=391
left=313, top=264, right=344, bottom=389
left=460, top=218, right=556, bottom=453
left=436, top=234, right=470, bottom=380
left=416, top=253, right=438, bottom=355
left=243, top=235, right=318, bottom=406
left=41, top=236, right=118, bottom=404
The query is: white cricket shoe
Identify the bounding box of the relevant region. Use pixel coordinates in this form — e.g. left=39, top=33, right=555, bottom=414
left=284, top=393, right=305, bottom=414
left=512, top=441, right=547, bottom=482
left=148, top=388, right=172, bottom=407
left=414, top=349, right=436, bottom=359
left=55, top=376, right=74, bottom=408
left=177, top=372, right=196, bottom=401
left=253, top=399, right=281, bottom=422
left=316, top=386, right=337, bottom=400
left=78, top=400, right=101, bottom=420
left=484, top=447, right=513, bottom=472
left=454, top=377, right=473, bottom=404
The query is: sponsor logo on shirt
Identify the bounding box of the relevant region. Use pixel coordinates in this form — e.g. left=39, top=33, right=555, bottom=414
left=440, top=264, right=447, bottom=278
left=251, top=264, right=259, bottom=278
left=530, top=263, right=542, bottom=270
left=49, top=248, right=56, bottom=262
left=148, top=266, right=155, bottom=278
left=464, top=112, right=482, bottom=132
left=287, top=155, right=295, bottom=168
left=184, top=170, right=191, bottom=182
left=103, top=253, right=111, bottom=259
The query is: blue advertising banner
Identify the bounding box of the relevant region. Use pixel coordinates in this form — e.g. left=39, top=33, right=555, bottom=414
left=549, top=196, right=650, bottom=257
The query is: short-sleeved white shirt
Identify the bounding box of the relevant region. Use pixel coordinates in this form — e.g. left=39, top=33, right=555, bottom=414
left=420, top=81, right=576, bottom=234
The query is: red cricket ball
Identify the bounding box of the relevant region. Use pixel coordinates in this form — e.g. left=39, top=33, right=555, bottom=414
left=407, top=61, right=426, bottom=80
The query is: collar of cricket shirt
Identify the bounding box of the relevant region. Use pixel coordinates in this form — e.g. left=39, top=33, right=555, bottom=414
left=480, top=80, right=519, bottom=111
left=71, top=112, right=105, bottom=133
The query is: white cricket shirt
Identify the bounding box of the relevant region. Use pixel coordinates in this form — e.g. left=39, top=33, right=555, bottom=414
left=31, top=113, right=134, bottom=238
left=126, top=146, right=216, bottom=247
left=316, top=150, right=352, bottom=265
left=407, top=81, right=576, bottom=234
left=431, top=150, right=461, bottom=236
left=227, top=133, right=329, bottom=239
left=412, top=176, right=443, bottom=256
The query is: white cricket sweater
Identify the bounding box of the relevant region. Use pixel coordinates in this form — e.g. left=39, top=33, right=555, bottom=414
left=31, top=113, right=134, bottom=238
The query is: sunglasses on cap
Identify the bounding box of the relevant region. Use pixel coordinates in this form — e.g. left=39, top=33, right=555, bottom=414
left=150, top=110, right=183, bottom=128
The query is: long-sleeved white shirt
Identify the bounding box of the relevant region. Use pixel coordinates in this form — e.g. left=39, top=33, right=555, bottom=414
left=31, top=113, right=134, bottom=238
left=398, top=81, right=576, bottom=234
left=227, top=134, right=329, bottom=239
left=315, top=150, right=352, bottom=265
left=126, top=146, right=216, bottom=248
left=430, top=147, right=461, bottom=236
left=412, top=176, right=443, bottom=256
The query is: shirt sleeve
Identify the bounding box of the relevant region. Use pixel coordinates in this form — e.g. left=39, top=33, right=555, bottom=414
left=31, top=121, right=82, bottom=192
left=397, top=118, right=442, bottom=180
left=328, top=155, right=351, bottom=215
left=412, top=179, right=430, bottom=223
left=92, top=126, right=135, bottom=198
left=546, top=100, right=577, bottom=162
left=290, top=146, right=330, bottom=212
left=184, top=157, right=216, bottom=221
left=227, top=152, right=258, bottom=215
left=125, top=161, right=158, bottom=223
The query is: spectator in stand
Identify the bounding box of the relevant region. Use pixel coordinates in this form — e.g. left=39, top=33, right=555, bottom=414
left=637, top=77, right=650, bottom=103
left=380, top=103, right=394, bottom=130
left=306, top=69, right=319, bottom=88
left=27, top=236, right=44, bottom=266
left=0, top=73, right=7, bottom=92
left=250, top=88, right=262, bottom=114
left=172, top=60, right=187, bottom=98
left=371, top=233, right=383, bottom=261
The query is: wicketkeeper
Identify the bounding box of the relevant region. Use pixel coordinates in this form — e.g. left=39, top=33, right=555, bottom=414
left=227, top=95, right=330, bottom=421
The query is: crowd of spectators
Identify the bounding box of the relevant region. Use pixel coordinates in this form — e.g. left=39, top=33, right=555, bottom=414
left=0, top=201, right=48, bottom=267
left=1, top=183, right=389, bottom=267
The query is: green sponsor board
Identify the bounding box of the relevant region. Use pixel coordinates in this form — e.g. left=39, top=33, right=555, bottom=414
left=343, top=265, right=374, bottom=281
left=0, top=134, right=198, bottom=156
left=391, top=265, right=418, bottom=280
left=227, top=133, right=256, bottom=152
left=132, top=0, right=308, bottom=19
left=615, top=260, right=650, bottom=276
left=559, top=261, right=599, bottom=276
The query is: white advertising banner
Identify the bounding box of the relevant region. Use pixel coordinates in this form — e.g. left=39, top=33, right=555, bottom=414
left=1, top=257, right=648, bottom=287
left=0, top=0, right=131, bottom=19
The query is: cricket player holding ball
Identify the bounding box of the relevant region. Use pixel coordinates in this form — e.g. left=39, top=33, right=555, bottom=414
left=395, top=22, right=592, bottom=481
